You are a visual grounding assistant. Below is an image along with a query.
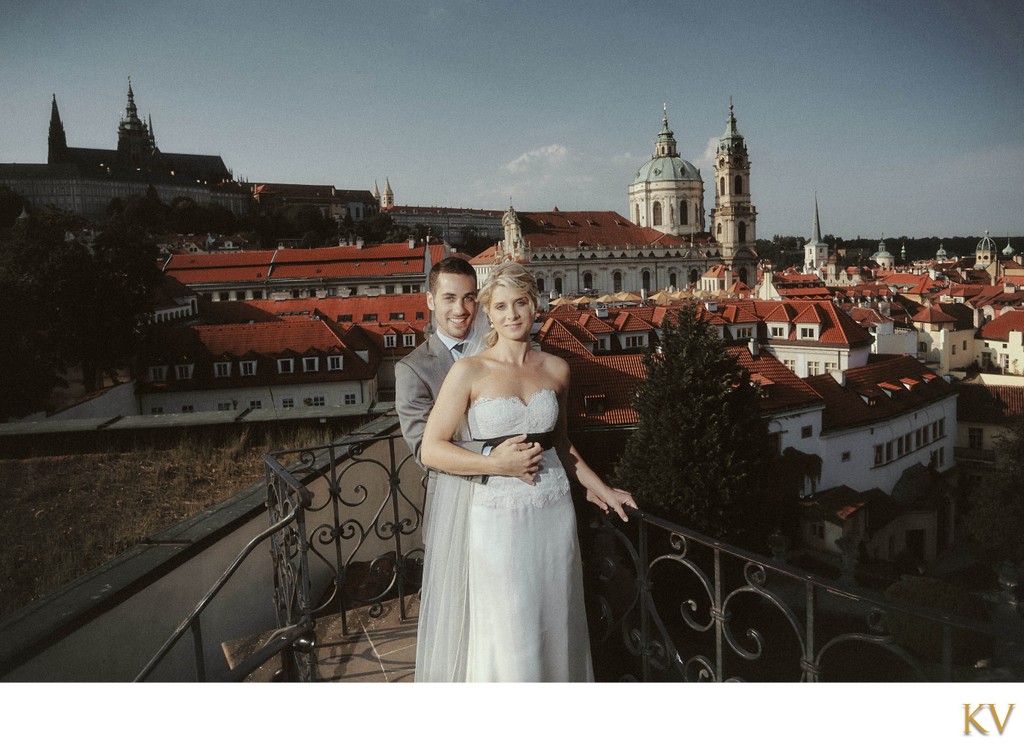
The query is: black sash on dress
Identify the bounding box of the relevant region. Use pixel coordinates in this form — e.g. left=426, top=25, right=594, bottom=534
left=476, top=431, right=555, bottom=450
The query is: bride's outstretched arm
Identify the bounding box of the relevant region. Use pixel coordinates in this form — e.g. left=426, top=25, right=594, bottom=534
left=550, top=362, right=637, bottom=522
left=422, top=359, right=542, bottom=483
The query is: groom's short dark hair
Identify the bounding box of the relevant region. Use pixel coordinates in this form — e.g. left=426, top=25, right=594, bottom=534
left=428, top=257, right=477, bottom=293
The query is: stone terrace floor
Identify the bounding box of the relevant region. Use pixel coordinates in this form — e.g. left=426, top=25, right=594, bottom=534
left=226, top=594, right=419, bottom=682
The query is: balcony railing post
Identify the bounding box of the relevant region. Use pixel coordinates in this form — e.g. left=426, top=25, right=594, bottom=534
left=387, top=435, right=409, bottom=622
left=637, top=516, right=651, bottom=682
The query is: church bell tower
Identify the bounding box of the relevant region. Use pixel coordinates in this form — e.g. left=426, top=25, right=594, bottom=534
left=710, top=101, right=757, bottom=264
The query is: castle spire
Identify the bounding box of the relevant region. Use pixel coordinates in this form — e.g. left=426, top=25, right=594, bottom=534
left=654, top=105, right=678, bottom=158
left=48, top=93, right=68, bottom=163
left=811, top=193, right=822, bottom=243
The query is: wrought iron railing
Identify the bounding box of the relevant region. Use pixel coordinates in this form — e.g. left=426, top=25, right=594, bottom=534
left=581, top=507, right=1024, bottom=682
left=262, top=433, right=426, bottom=675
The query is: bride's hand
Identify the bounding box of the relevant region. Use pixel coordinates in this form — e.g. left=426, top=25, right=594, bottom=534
left=587, top=486, right=637, bottom=522
left=488, top=434, right=542, bottom=485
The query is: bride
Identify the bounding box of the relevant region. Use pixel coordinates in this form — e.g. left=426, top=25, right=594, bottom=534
left=417, top=261, right=636, bottom=682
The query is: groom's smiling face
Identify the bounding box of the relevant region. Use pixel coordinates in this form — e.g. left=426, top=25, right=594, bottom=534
left=428, top=272, right=478, bottom=341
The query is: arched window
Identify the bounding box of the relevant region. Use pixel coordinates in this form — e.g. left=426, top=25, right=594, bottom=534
left=716, top=223, right=723, bottom=237
left=642, top=271, right=652, bottom=291
left=737, top=267, right=748, bottom=285
left=613, top=272, right=623, bottom=293
left=734, top=175, right=743, bottom=195
left=738, top=222, right=747, bottom=243
left=689, top=269, right=699, bottom=284
left=720, top=177, right=725, bottom=196
left=652, top=202, right=662, bottom=226
left=680, top=201, right=688, bottom=225
left=536, top=277, right=545, bottom=293
left=669, top=272, right=678, bottom=288
left=583, top=271, right=593, bottom=290
left=634, top=203, right=640, bottom=224
left=554, top=277, right=563, bottom=294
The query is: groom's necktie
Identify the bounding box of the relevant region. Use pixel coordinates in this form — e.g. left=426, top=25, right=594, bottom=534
left=451, top=342, right=465, bottom=359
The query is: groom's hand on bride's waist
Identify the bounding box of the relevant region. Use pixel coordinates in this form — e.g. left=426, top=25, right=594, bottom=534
left=487, top=434, right=542, bottom=485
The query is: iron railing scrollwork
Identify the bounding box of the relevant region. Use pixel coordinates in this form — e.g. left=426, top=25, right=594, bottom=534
left=582, top=507, right=1024, bottom=682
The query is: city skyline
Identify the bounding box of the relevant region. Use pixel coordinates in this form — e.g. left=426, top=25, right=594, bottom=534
left=2, top=0, right=1022, bottom=240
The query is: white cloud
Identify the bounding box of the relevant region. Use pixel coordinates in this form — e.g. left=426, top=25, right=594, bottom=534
left=505, top=144, right=568, bottom=175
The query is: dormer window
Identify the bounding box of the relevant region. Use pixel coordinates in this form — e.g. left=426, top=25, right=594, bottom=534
left=240, top=360, right=257, bottom=376
left=384, top=334, right=397, bottom=348
left=277, top=358, right=295, bottom=374
left=584, top=395, right=607, bottom=416
left=175, top=364, right=194, bottom=380
left=148, top=365, right=168, bottom=382
left=327, top=355, right=343, bottom=371
left=403, top=333, right=416, bottom=348
left=302, top=357, right=319, bottom=372
left=769, top=324, right=786, bottom=338
left=214, top=361, right=231, bottom=378
left=798, top=325, right=819, bottom=340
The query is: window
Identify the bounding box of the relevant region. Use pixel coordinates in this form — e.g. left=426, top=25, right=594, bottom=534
left=402, top=284, right=420, bottom=294
left=584, top=395, right=607, bottom=416
left=214, top=362, right=231, bottom=378
left=625, top=335, right=644, bottom=348
left=952, top=344, right=957, bottom=355
left=783, top=359, right=796, bottom=373
left=277, top=358, right=294, bottom=374
left=385, top=285, right=395, bottom=295
left=536, top=278, right=545, bottom=293
left=770, top=325, right=785, bottom=338
left=937, top=418, right=945, bottom=437
left=801, top=425, right=813, bottom=439
left=738, top=221, right=747, bottom=243
left=918, top=341, right=928, bottom=352
left=897, top=436, right=905, bottom=456
left=734, top=175, right=743, bottom=195
left=240, top=360, right=256, bottom=376
left=390, top=312, right=405, bottom=321
left=841, top=451, right=851, bottom=462
left=905, top=432, right=913, bottom=452
left=344, top=394, right=357, bottom=405
left=249, top=400, right=262, bottom=409
left=799, top=327, right=816, bottom=339
left=922, top=425, right=930, bottom=444
left=362, top=313, right=378, bottom=322
left=669, top=272, right=677, bottom=288
left=181, top=405, right=194, bottom=413
left=303, top=357, right=319, bottom=372
left=735, top=327, right=752, bottom=340
left=807, top=361, right=821, bottom=376
left=216, top=402, right=232, bottom=411
left=150, top=406, right=164, bottom=415
left=652, top=201, right=662, bottom=226
left=680, top=201, right=688, bottom=225
left=720, top=177, right=726, bottom=196
left=885, top=441, right=893, bottom=463
left=613, top=272, right=623, bottom=293
left=175, top=364, right=194, bottom=380
left=583, top=272, right=593, bottom=290
left=148, top=366, right=168, bottom=382
left=824, top=361, right=838, bottom=372
left=403, top=334, right=416, bottom=347
left=915, top=428, right=922, bottom=447
left=310, top=396, right=325, bottom=407
left=384, top=334, right=397, bottom=348
left=811, top=522, right=825, bottom=539
left=768, top=432, right=782, bottom=456
left=555, top=277, right=563, bottom=293
left=873, top=444, right=884, bottom=466
left=282, top=398, right=294, bottom=409
left=968, top=427, right=983, bottom=449
left=328, top=355, right=343, bottom=371
left=337, top=314, right=353, bottom=323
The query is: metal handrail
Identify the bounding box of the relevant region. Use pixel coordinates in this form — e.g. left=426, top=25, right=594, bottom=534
left=134, top=485, right=312, bottom=682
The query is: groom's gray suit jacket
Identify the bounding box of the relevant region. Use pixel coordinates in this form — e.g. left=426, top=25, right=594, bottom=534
left=395, top=333, right=485, bottom=509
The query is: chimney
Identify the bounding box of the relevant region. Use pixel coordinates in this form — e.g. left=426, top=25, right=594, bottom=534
left=829, top=368, right=846, bottom=386
left=747, top=337, right=759, bottom=357
left=356, top=237, right=364, bottom=249
left=409, top=236, right=415, bottom=249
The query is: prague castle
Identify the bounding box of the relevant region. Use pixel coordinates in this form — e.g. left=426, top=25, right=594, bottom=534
left=0, top=80, right=249, bottom=221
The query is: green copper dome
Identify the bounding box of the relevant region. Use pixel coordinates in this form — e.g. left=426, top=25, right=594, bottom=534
left=633, top=155, right=702, bottom=183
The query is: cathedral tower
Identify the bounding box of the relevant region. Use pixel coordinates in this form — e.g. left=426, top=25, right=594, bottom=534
left=47, top=95, right=68, bottom=164
left=381, top=177, right=394, bottom=210
left=804, top=196, right=828, bottom=273
left=710, top=101, right=757, bottom=266
left=116, top=78, right=154, bottom=166
left=628, top=106, right=704, bottom=237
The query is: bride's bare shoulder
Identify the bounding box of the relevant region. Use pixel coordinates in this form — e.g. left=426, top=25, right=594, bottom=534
left=535, top=351, right=570, bottom=382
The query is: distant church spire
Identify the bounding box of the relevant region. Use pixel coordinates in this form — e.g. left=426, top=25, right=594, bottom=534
left=148, top=114, right=157, bottom=150
left=811, top=193, right=822, bottom=243
left=654, top=105, right=679, bottom=158
left=48, top=94, right=68, bottom=164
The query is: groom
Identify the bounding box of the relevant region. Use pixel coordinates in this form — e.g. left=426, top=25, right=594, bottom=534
left=395, top=257, right=543, bottom=507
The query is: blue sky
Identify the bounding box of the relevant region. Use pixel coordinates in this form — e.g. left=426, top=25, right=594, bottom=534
left=2, top=0, right=1022, bottom=239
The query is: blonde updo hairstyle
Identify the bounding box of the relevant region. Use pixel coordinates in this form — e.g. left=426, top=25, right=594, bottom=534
left=477, top=262, right=539, bottom=347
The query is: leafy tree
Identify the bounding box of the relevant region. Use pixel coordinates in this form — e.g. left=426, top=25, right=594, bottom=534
left=0, top=185, right=28, bottom=227
left=615, top=304, right=779, bottom=549
left=965, top=416, right=1024, bottom=564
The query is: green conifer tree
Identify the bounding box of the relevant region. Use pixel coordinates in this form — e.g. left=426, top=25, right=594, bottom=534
left=615, top=304, right=776, bottom=549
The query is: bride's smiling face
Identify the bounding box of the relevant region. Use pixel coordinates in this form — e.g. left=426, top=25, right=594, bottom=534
left=486, top=284, right=534, bottom=341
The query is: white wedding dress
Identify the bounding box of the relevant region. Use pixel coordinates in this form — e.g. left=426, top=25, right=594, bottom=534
left=457, top=388, right=594, bottom=682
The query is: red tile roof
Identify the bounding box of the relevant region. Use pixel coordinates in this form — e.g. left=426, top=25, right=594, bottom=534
left=804, top=355, right=955, bottom=432
left=956, top=383, right=1024, bottom=423
left=978, top=309, right=1024, bottom=340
